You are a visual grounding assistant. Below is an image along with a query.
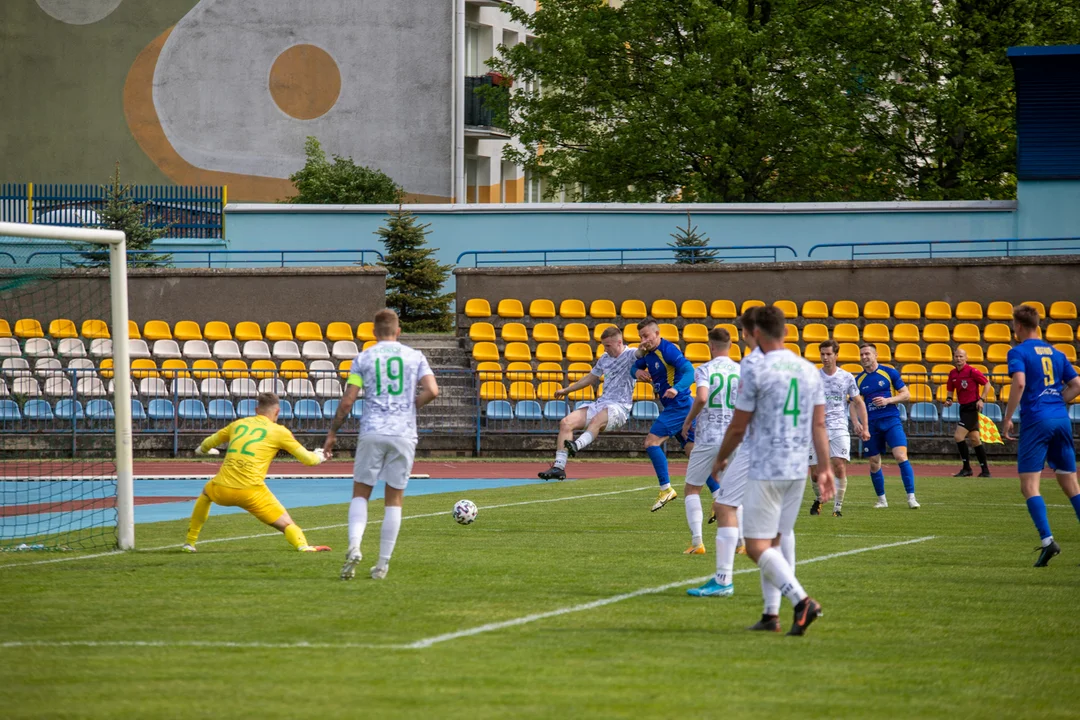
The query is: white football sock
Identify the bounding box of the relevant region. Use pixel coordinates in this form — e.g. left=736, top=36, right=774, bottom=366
left=574, top=431, right=595, bottom=451
left=781, top=532, right=796, bottom=571
left=758, top=547, right=807, bottom=606
left=907, top=492, right=917, bottom=501
left=761, top=571, right=781, bottom=616
left=685, top=494, right=703, bottom=546
left=811, top=476, right=822, bottom=501
left=834, top=474, right=847, bottom=510
left=378, top=505, right=402, bottom=567
left=347, top=497, right=368, bottom=554
left=714, top=526, right=739, bottom=586
left=554, top=450, right=568, bottom=469
left=736, top=505, right=744, bottom=543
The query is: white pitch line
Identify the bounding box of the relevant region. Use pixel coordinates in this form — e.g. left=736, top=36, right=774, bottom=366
left=1, top=536, right=935, bottom=652
left=0, top=486, right=655, bottom=570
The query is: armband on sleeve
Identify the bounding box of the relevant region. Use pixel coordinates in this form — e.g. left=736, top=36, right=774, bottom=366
left=347, top=373, right=363, bottom=388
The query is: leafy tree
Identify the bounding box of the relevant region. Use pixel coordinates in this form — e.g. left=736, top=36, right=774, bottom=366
left=83, top=163, right=171, bottom=267
left=668, top=210, right=718, bottom=264
left=376, top=207, right=454, bottom=332
left=287, top=136, right=403, bottom=204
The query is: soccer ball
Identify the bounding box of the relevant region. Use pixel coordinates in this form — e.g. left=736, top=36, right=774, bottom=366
left=452, top=499, right=478, bottom=525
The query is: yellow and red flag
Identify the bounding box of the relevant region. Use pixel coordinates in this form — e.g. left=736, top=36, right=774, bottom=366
left=978, top=413, right=1004, bottom=444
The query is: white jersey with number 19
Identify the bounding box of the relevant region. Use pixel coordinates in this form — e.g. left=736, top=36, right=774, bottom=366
left=348, top=341, right=433, bottom=441
left=692, top=356, right=741, bottom=446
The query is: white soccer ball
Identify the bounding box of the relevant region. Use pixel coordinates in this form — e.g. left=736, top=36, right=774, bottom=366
left=452, top=499, right=478, bottom=525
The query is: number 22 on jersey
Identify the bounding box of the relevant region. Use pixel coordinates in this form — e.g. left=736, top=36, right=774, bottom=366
left=227, top=423, right=266, bottom=456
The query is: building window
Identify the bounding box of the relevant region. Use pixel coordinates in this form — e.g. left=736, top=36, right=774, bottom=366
left=524, top=169, right=542, bottom=203
left=465, top=158, right=479, bottom=204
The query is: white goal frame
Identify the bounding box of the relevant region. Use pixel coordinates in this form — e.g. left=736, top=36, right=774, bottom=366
left=0, top=221, right=134, bottom=550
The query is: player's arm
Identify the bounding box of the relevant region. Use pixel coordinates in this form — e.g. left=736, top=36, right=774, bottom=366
left=556, top=370, right=601, bottom=398
left=631, top=355, right=651, bottom=383
left=1003, top=349, right=1026, bottom=440
left=811, top=404, right=835, bottom=501
left=662, top=343, right=694, bottom=398
left=416, top=373, right=439, bottom=409
left=1062, top=376, right=1080, bottom=404
left=682, top=375, right=709, bottom=439
left=195, top=424, right=232, bottom=456
left=711, top=409, right=751, bottom=479
left=278, top=427, right=325, bottom=466
left=944, top=373, right=956, bottom=406
left=973, top=368, right=988, bottom=408
left=850, top=395, right=870, bottom=440
left=324, top=376, right=362, bottom=455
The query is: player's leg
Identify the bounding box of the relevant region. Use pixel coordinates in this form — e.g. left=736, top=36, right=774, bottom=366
left=568, top=407, right=608, bottom=456
left=1017, top=420, right=1061, bottom=566
left=1047, top=419, right=1080, bottom=549
left=183, top=482, right=216, bottom=551
left=865, top=425, right=888, bottom=507
left=953, top=423, right=973, bottom=476
left=830, top=457, right=848, bottom=515
left=891, top=440, right=918, bottom=508
left=968, top=430, right=991, bottom=477
left=742, top=481, right=789, bottom=632
left=808, top=441, right=822, bottom=515
left=682, top=444, right=717, bottom=554
left=645, top=430, right=678, bottom=511
left=540, top=408, right=587, bottom=480
left=371, top=437, right=415, bottom=579
left=342, top=436, right=382, bottom=578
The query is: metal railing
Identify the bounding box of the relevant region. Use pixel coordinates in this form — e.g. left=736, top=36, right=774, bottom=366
left=807, top=236, right=1080, bottom=260
left=456, top=245, right=798, bottom=267
left=20, top=248, right=385, bottom=269
left=465, top=75, right=509, bottom=129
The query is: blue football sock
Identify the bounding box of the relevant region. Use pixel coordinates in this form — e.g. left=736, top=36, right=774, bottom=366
left=1070, top=493, right=1080, bottom=523
left=647, top=445, right=670, bottom=488
left=706, top=475, right=720, bottom=494
left=870, top=469, right=885, bottom=497
left=898, top=461, right=915, bottom=494
left=1026, top=496, right=1053, bottom=540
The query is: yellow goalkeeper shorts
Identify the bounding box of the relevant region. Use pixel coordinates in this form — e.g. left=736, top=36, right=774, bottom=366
left=202, top=481, right=287, bottom=525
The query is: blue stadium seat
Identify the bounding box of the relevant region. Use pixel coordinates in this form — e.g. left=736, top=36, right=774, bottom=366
left=279, top=399, right=294, bottom=420
left=130, top=399, right=147, bottom=421
left=351, top=399, right=364, bottom=418
left=573, top=401, right=592, bottom=412
left=323, top=399, right=339, bottom=418
left=1070, top=405, right=1080, bottom=424
left=632, top=401, right=660, bottom=421
left=543, top=400, right=568, bottom=420
left=897, top=404, right=908, bottom=422
left=87, top=399, right=115, bottom=420
left=237, top=399, right=258, bottom=418
left=54, top=399, right=84, bottom=420
left=982, top=403, right=1003, bottom=422
left=0, top=399, right=22, bottom=421
left=179, top=399, right=208, bottom=420
left=208, top=399, right=236, bottom=421
left=1011, top=407, right=1021, bottom=423
left=25, top=399, right=54, bottom=420
left=294, top=399, right=322, bottom=420
left=909, top=402, right=938, bottom=422
left=515, top=400, right=543, bottom=420
left=941, top=403, right=960, bottom=423
left=485, top=400, right=513, bottom=420
left=148, top=398, right=175, bottom=421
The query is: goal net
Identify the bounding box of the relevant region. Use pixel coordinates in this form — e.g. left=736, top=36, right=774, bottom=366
left=0, top=222, right=133, bottom=553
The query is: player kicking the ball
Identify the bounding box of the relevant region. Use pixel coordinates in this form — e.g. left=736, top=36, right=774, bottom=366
left=539, top=326, right=636, bottom=480
left=183, top=392, right=330, bottom=553
left=808, top=340, right=868, bottom=517
left=324, top=309, right=440, bottom=581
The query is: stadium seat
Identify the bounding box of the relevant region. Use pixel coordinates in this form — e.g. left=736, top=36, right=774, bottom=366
left=498, top=299, right=524, bottom=318
left=337, top=360, right=352, bottom=379
left=1020, top=301, right=1046, bottom=318
left=131, top=358, right=159, bottom=379
left=295, top=322, right=323, bottom=342
left=280, top=360, right=308, bottom=379
left=632, top=401, right=660, bottom=421
left=509, top=382, right=536, bottom=401
left=909, top=402, right=938, bottom=422
left=170, top=320, right=201, bottom=342
left=275, top=399, right=295, bottom=420
left=1056, top=344, right=1078, bottom=362
left=622, top=324, right=641, bottom=343
left=1, top=357, right=29, bottom=377
left=43, top=375, right=73, bottom=397
left=535, top=381, right=561, bottom=401
left=286, top=378, right=316, bottom=398
left=293, top=399, right=322, bottom=420
left=536, top=363, right=563, bottom=382
left=567, top=362, right=592, bottom=382
left=356, top=322, right=375, bottom=342
left=182, top=340, right=212, bottom=360
left=234, top=322, right=263, bottom=342
left=332, top=340, right=359, bottom=360
left=658, top=323, right=680, bottom=343
left=941, top=402, right=960, bottom=423
left=952, top=324, right=981, bottom=342
left=11, top=378, right=39, bottom=398
left=24, top=337, right=54, bottom=358
left=138, top=376, right=167, bottom=397
left=505, top=363, right=533, bottom=382
left=531, top=323, right=559, bottom=343
left=97, top=358, right=115, bottom=380
left=833, top=324, right=859, bottom=342
left=513, top=400, right=542, bottom=420
left=152, top=340, right=182, bottom=359
left=729, top=345, right=742, bottom=361
left=772, top=300, right=798, bottom=318
left=984, top=301, right=1012, bottom=320
left=924, top=301, right=951, bottom=320
left=480, top=382, right=508, bottom=401
left=801, top=301, right=828, bottom=319
left=543, top=400, right=568, bottom=420
left=208, top=398, right=236, bottom=421
left=861, top=300, right=889, bottom=319
left=1050, top=301, right=1077, bottom=320
left=485, top=400, right=513, bottom=420
left=710, top=300, right=737, bottom=319
left=34, top=358, right=62, bottom=378
left=172, top=377, right=200, bottom=398
left=685, top=344, right=710, bottom=363
left=562, top=323, right=590, bottom=343
left=922, top=324, right=950, bottom=343
left=651, top=299, right=678, bottom=319
left=875, top=344, right=892, bottom=362
left=308, top=360, right=336, bottom=380
left=465, top=298, right=491, bottom=318
left=683, top=324, right=708, bottom=343
left=88, top=338, right=112, bottom=359
left=781, top=324, right=798, bottom=342
left=889, top=324, right=918, bottom=343
left=15, top=319, right=45, bottom=338
left=202, top=321, right=232, bottom=341
left=560, top=299, right=586, bottom=319
left=785, top=343, right=802, bottom=357
left=177, top=399, right=208, bottom=420
left=590, top=300, right=616, bottom=319
left=271, top=341, right=301, bottom=360
left=802, top=324, right=829, bottom=343
left=889, top=301, right=919, bottom=320
left=959, top=343, right=984, bottom=363
left=504, top=342, right=532, bottom=362
left=300, top=341, right=330, bottom=360
left=894, top=344, right=923, bottom=363
left=529, top=299, right=556, bottom=318
left=362, top=341, right=377, bottom=351
left=924, top=344, right=952, bottom=363
left=681, top=300, right=708, bottom=319
left=593, top=323, right=618, bottom=342
left=78, top=319, right=109, bottom=339
left=989, top=364, right=1010, bottom=383
left=905, top=383, right=933, bottom=402
left=620, top=300, right=647, bottom=319
left=900, top=363, right=927, bottom=382
left=24, top=398, right=53, bottom=420
left=561, top=343, right=592, bottom=363
left=126, top=398, right=147, bottom=421
left=0, top=338, right=20, bottom=358
left=863, top=324, right=890, bottom=343
left=804, top=344, right=821, bottom=362
left=0, top=398, right=20, bottom=421
left=536, top=343, right=564, bottom=362
left=47, top=319, right=78, bottom=339
left=213, top=340, right=243, bottom=360
left=250, top=360, right=278, bottom=380
left=837, top=343, right=860, bottom=363
left=633, top=382, right=654, bottom=401
left=200, top=378, right=229, bottom=398
left=265, top=322, right=293, bottom=342
left=142, top=320, right=172, bottom=341
left=983, top=324, right=1012, bottom=343
left=53, top=398, right=84, bottom=420
left=0, top=320, right=10, bottom=339
left=159, top=359, right=190, bottom=379
left=76, top=376, right=107, bottom=397
left=500, top=323, right=529, bottom=343
left=230, top=378, right=258, bottom=397
left=1046, top=323, right=1075, bottom=342
left=326, top=322, right=354, bottom=342
left=147, top=398, right=174, bottom=421
left=999, top=384, right=1013, bottom=404
left=86, top=399, right=115, bottom=420
left=57, top=338, right=87, bottom=358
left=982, top=403, right=1004, bottom=422
left=741, top=300, right=765, bottom=314
left=955, top=301, right=983, bottom=320
left=832, top=301, right=859, bottom=319
left=315, top=378, right=343, bottom=398
left=126, top=320, right=141, bottom=340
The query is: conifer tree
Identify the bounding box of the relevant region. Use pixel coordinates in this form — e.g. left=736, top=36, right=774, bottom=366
left=376, top=206, right=454, bottom=332
left=83, top=163, right=171, bottom=267
left=668, top=211, right=718, bottom=264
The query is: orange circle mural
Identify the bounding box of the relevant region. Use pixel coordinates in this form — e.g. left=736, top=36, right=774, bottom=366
left=269, top=44, right=341, bottom=120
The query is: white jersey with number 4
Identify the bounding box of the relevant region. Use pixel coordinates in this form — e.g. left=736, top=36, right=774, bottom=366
left=693, top=356, right=741, bottom=446
left=348, top=341, right=433, bottom=441
left=820, top=367, right=859, bottom=434
left=735, top=349, right=825, bottom=481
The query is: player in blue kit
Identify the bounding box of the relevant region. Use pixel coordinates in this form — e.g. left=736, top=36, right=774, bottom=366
left=632, top=318, right=720, bottom=512
left=856, top=344, right=920, bottom=509
left=1002, top=304, right=1080, bottom=567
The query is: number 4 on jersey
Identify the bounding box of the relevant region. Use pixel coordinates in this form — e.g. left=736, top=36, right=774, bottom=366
left=783, top=378, right=801, bottom=426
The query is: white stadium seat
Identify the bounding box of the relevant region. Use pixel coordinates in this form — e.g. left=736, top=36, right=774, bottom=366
left=230, top=378, right=258, bottom=398
left=308, top=360, right=336, bottom=380
left=76, top=376, right=108, bottom=397
left=2, top=358, right=30, bottom=377
left=242, top=341, right=272, bottom=360
left=171, top=378, right=200, bottom=398
left=43, top=376, right=73, bottom=397
left=34, top=358, right=63, bottom=377
left=331, top=341, right=359, bottom=360
left=301, top=341, right=330, bottom=360
left=315, top=378, right=343, bottom=398
left=89, top=338, right=113, bottom=358
left=24, top=338, right=54, bottom=358
left=272, top=341, right=302, bottom=360
left=257, top=378, right=285, bottom=396
left=0, top=338, right=20, bottom=358
left=213, top=340, right=243, bottom=360
left=128, top=339, right=151, bottom=359
left=13, top=376, right=41, bottom=397
left=152, top=340, right=182, bottom=359
left=57, top=338, right=87, bottom=358
left=0, top=378, right=8, bottom=397
left=200, top=378, right=230, bottom=397
left=285, top=378, right=315, bottom=397
left=109, top=379, right=138, bottom=397
left=139, top=377, right=168, bottom=397
left=182, top=340, right=213, bottom=359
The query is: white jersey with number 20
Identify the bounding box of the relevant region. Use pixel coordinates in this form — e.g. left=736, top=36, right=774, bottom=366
left=692, top=356, right=741, bottom=446
left=349, top=341, right=433, bottom=441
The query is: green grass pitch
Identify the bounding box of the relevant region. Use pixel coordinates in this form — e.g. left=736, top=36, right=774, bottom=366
left=2, top=472, right=1079, bottom=719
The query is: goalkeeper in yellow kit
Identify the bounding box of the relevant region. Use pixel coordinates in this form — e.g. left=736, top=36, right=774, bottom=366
left=182, top=393, right=331, bottom=553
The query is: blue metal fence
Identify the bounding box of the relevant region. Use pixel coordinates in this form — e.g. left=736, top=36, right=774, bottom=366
left=21, top=248, right=385, bottom=269
left=808, top=236, right=1080, bottom=260
left=456, top=245, right=799, bottom=267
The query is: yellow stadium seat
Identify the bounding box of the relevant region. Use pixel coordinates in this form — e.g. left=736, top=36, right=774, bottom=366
left=893, top=301, right=921, bottom=320
left=803, top=324, right=829, bottom=343
left=497, top=299, right=524, bottom=318
left=971, top=363, right=989, bottom=375
left=929, top=364, right=953, bottom=382
left=659, top=323, right=680, bottom=343
left=1020, top=301, right=1045, bottom=318
left=362, top=340, right=377, bottom=351
left=772, top=300, right=798, bottom=318
left=533, top=323, right=560, bottom=343
left=465, top=298, right=492, bottom=318
left=567, top=362, right=592, bottom=382
left=172, top=320, right=202, bottom=341
left=80, top=319, right=110, bottom=339
left=894, top=344, right=923, bottom=363
left=875, top=344, right=892, bottom=362
left=741, top=300, right=765, bottom=314
left=131, top=358, right=159, bottom=379
left=536, top=363, right=564, bottom=382
left=249, top=359, right=277, bottom=380
left=560, top=299, right=586, bottom=318
left=683, top=324, right=708, bottom=343
left=955, top=301, right=983, bottom=320
left=1046, top=323, right=1075, bottom=342
left=567, top=343, right=594, bottom=362
left=681, top=300, right=708, bottom=319
left=984, top=324, right=1012, bottom=343
left=925, top=343, right=952, bottom=363
left=472, top=342, right=500, bottom=362
left=99, top=358, right=114, bottom=379
left=142, top=320, right=172, bottom=341
left=841, top=363, right=862, bottom=374
left=1055, top=344, right=1078, bottom=362
left=222, top=359, right=249, bottom=380
left=204, top=321, right=232, bottom=341
left=536, top=343, right=564, bottom=362
left=192, top=359, right=220, bottom=380
left=0, top=319, right=10, bottom=338
left=729, top=345, right=742, bottom=361
left=652, top=299, right=678, bottom=319
left=48, top=319, right=78, bottom=339
left=685, top=344, right=710, bottom=362
left=832, top=301, right=859, bottom=319
left=593, top=323, right=619, bottom=342
left=529, top=299, right=555, bottom=318
left=935, top=384, right=951, bottom=403
left=837, top=343, right=860, bottom=362
left=476, top=361, right=503, bottom=382
left=833, top=324, right=860, bottom=342
left=909, top=384, right=933, bottom=402
left=959, top=343, right=984, bottom=363
left=924, top=302, right=951, bottom=320
left=356, top=322, right=375, bottom=342
left=802, top=301, right=828, bottom=319
left=863, top=301, right=890, bottom=319
left=500, top=323, right=529, bottom=343
left=568, top=384, right=595, bottom=401
left=990, top=364, right=1010, bottom=383
left=623, top=323, right=641, bottom=343
left=160, top=359, right=190, bottom=379
left=1050, top=301, right=1077, bottom=320
left=715, top=323, right=739, bottom=342
left=504, top=342, right=532, bottom=362
left=987, top=301, right=1013, bottom=320
left=710, top=300, right=737, bottom=319
left=563, top=323, right=591, bottom=343
left=952, top=323, right=981, bottom=342
left=279, top=360, right=308, bottom=379
left=900, top=364, right=927, bottom=383
left=785, top=324, right=799, bottom=342
left=621, top=300, right=648, bottom=319
left=326, top=322, right=354, bottom=342
left=803, top=344, right=821, bottom=362
left=264, top=322, right=292, bottom=342
left=863, top=324, right=890, bottom=343
left=590, top=300, right=616, bottom=319
left=480, top=382, right=508, bottom=401
left=506, top=363, right=534, bottom=382
left=923, top=324, right=951, bottom=343
left=295, top=322, right=323, bottom=342
left=892, top=324, right=919, bottom=343
left=537, top=381, right=563, bottom=401
left=127, top=320, right=141, bottom=340
left=631, top=382, right=653, bottom=401
left=998, top=384, right=1012, bottom=403
left=984, top=384, right=998, bottom=403
left=469, top=323, right=496, bottom=342
left=785, top=343, right=802, bottom=357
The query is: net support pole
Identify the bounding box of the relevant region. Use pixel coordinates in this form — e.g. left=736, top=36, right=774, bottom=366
left=110, top=240, right=134, bottom=550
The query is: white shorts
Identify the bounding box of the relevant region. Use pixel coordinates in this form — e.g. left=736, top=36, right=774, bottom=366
left=809, top=433, right=851, bottom=465
left=715, top=447, right=749, bottom=506
left=583, top=401, right=629, bottom=432
left=353, top=434, right=417, bottom=490
left=684, top=444, right=719, bottom=487
left=743, top=478, right=807, bottom=539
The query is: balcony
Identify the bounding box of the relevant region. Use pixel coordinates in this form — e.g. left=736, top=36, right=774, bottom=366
left=465, top=0, right=513, bottom=7
left=464, top=75, right=511, bottom=139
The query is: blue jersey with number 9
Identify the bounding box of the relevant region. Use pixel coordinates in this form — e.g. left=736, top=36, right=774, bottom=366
left=1007, top=339, right=1077, bottom=424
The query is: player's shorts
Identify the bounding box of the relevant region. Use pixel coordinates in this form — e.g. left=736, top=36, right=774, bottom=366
left=582, top=400, right=629, bottom=432
left=649, top=397, right=695, bottom=447
left=864, top=415, right=907, bottom=457
left=957, top=402, right=979, bottom=432
left=1017, top=416, right=1077, bottom=474
left=353, top=434, right=418, bottom=490
left=809, top=432, right=851, bottom=465
left=202, top=481, right=286, bottom=525
left=742, top=477, right=807, bottom=540
left=715, top=447, right=749, bottom=506
left=685, top=444, right=719, bottom=487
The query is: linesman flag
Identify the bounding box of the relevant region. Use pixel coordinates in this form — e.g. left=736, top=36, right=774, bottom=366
left=978, top=413, right=1004, bottom=444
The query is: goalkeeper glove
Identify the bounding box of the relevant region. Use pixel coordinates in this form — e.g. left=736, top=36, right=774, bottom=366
left=312, top=448, right=328, bottom=465
left=194, top=446, right=220, bottom=457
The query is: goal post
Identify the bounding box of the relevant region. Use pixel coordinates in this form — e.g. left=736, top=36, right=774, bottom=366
left=0, top=221, right=134, bottom=550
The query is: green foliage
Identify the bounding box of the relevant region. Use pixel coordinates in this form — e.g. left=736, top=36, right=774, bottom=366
left=491, top=0, right=1080, bottom=202
left=288, top=136, right=404, bottom=204
left=668, top=210, right=718, bottom=264
left=83, top=163, right=171, bottom=267
left=376, top=206, right=454, bottom=332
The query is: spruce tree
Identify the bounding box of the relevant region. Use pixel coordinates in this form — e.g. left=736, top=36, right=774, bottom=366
left=82, top=163, right=172, bottom=267
left=668, top=211, right=718, bottom=264
left=376, top=206, right=454, bottom=332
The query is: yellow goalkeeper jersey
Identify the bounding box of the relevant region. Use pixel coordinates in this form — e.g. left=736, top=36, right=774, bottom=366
left=198, top=414, right=320, bottom=488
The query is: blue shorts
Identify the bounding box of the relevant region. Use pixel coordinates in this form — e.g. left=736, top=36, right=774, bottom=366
left=1017, top=417, right=1077, bottom=474
left=864, top=415, right=907, bottom=457
left=650, top=398, right=695, bottom=447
